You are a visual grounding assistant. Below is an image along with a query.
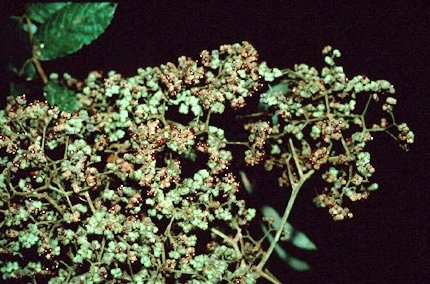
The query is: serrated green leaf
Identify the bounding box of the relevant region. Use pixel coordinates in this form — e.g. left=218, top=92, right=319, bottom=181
left=26, top=3, right=72, bottom=24
left=239, top=170, right=254, bottom=194
left=44, top=81, right=80, bottom=112
left=33, top=3, right=117, bottom=61
left=261, top=206, right=316, bottom=250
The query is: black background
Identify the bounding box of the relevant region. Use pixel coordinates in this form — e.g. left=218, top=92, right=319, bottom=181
left=1, top=1, right=429, bottom=283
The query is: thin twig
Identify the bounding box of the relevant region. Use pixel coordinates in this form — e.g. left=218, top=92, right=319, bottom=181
left=255, top=169, right=314, bottom=272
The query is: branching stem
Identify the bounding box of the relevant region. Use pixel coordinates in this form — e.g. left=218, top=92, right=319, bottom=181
left=255, top=168, right=314, bottom=273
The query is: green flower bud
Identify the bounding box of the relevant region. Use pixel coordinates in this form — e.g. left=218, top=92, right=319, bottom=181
left=179, top=103, right=189, bottom=114
left=368, top=183, right=379, bottom=191
left=49, top=73, right=59, bottom=80
left=324, top=56, right=335, bottom=66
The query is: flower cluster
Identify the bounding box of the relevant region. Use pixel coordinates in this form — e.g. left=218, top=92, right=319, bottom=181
left=0, top=42, right=414, bottom=283
left=243, top=46, right=414, bottom=220
left=0, top=42, right=271, bottom=283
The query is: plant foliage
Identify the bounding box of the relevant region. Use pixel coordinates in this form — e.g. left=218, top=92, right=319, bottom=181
left=33, top=3, right=117, bottom=61
left=0, top=3, right=415, bottom=284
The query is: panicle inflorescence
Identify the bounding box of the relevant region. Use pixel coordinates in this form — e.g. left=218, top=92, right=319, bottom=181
left=0, top=42, right=414, bottom=283
left=243, top=45, right=414, bottom=221
left=0, top=42, right=271, bottom=283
